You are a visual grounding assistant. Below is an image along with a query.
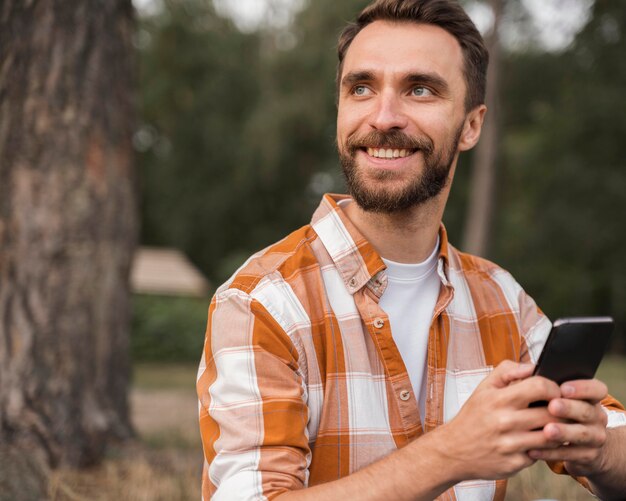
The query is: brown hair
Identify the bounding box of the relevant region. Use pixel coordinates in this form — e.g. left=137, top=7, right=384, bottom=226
left=337, top=0, right=489, bottom=111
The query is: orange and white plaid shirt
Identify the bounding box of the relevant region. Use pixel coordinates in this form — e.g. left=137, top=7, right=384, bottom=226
left=197, top=194, right=625, bottom=501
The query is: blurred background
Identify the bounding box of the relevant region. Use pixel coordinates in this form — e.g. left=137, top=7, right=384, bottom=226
left=134, top=0, right=626, bottom=355
left=1, top=0, right=625, bottom=499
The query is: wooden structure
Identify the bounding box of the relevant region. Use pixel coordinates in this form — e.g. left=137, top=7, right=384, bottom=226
left=131, top=247, right=210, bottom=297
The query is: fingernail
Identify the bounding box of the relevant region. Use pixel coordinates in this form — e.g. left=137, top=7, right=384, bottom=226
left=562, top=384, right=575, bottom=397
left=546, top=424, right=560, bottom=439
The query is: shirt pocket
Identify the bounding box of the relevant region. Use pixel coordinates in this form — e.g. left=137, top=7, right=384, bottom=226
left=443, top=366, right=493, bottom=423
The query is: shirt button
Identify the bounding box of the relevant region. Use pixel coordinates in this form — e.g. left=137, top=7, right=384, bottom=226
left=348, top=277, right=357, bottom=287
left=400, top=390, right=411, bottom=401
left=373, top=318, right=384, bottom=328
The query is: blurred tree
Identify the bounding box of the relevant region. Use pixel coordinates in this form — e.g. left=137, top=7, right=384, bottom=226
left=463, top=0, right=504, bottom=256
left=0, top=0, right=136, bottom=494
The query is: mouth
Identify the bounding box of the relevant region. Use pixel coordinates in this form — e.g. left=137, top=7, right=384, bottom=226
left=362, top=147, right=418, bottom=159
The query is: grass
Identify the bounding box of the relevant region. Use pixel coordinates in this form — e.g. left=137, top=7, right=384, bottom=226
left=597, top=355, right=626, bottom=404
left=48, top=357, right=625, bottom=500
left=131, top=362, right=199, bottom=391
left=49, top=364, right=202, bottom=501
left=48, top=447, right=201, bottom=501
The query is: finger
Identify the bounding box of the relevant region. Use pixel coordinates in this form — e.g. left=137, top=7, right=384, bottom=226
left=522, top=407, right=569, bottom=431
left=548, top=399, right=608, bottom=425
left=495, top=407, right=566, bottom=433
left=528, top=445, right=601, bottom=464
left=499, top=430, right=561, bottom=453
left=502, top=375, right=561, bottom=407
left=542, top=421, right=606, bottom=449
left=561, top=379, right=608, bottom=404
left=482, top=361, right=534, bottom=390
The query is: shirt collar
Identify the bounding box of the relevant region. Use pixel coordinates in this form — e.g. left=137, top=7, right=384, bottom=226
left=311, top=194, right=452, bottom=294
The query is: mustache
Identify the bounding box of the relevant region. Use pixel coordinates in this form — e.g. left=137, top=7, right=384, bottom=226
left=345, top=130, right=434, bottom=155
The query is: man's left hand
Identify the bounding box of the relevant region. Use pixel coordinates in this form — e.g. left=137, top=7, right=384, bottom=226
left=527, top=378, right=609, bottom=477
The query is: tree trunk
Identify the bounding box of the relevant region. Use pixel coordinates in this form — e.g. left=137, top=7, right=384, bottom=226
left=0, top=0, right=136, bottom=493
left=462, top=0, right=503, bottom=257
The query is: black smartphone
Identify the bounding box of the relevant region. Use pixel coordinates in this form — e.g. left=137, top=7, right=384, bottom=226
left=530, top=317, right=613, bottom=407
left=533, top=317, right=614, bottom=384
left=529, top=317, right=614, bottom=407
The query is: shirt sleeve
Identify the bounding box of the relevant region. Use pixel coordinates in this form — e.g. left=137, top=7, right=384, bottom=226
left=516, top=284, right=552, bottom=366
left=197, top=287, right=311, bottom=500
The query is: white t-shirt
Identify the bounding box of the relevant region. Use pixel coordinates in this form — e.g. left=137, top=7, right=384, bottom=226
left=379, top=238, right=441, bottom=418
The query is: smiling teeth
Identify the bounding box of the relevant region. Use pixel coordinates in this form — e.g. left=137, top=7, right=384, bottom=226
left=367, top=148, right=411, bottom=158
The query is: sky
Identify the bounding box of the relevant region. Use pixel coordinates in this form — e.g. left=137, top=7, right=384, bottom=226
left=212, top=0, right=305, bottom=31
left=133, top=0, right=595, bottom=51
left=132, top=0, right=304, bottom=31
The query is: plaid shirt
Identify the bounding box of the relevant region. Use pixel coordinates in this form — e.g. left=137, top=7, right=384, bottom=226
left=197, top=194, right=625, bottom=501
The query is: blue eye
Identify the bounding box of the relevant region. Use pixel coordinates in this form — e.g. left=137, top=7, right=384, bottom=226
left=353, top=85, right=369, bottom=96
left=412, top=86, right=432, bottom=97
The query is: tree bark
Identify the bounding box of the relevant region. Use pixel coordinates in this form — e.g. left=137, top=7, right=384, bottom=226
left=0, top=0, right=136, bottom=492
left=462, top=0, right=503, bottom=257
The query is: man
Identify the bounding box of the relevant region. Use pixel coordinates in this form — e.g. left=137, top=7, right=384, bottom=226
left=197, top=1, right=626, bottom=499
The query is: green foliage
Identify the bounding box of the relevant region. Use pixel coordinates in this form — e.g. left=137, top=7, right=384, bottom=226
left=137, top=0, right=370, bottom=284
left=493, top=1, right=626, bottom=349
left=137, top=0, right=263, bottom=283
left=131, top=294, right=208, bottom=362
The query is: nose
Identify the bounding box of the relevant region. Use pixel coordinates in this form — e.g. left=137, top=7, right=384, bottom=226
left=368, top=90, right=408, bottom=131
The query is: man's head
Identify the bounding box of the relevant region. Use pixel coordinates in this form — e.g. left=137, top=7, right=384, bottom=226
left=337, top=0, right=489, bottom=112
left=335, top=0, right=488, bottom=213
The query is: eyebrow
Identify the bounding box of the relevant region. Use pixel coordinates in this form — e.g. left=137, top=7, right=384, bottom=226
left=341, top=70, right=450, bottom=95
left=341, top=70, right=375, bottom=89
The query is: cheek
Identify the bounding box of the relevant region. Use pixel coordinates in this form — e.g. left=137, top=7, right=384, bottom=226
left=336, top=118, right=356, bottom=151
left=337, top=109, right=357, bottom=137
left=410, top=108, right=450, bottom=135
left=424, top=119, right=462, bottom=149
left=337, top=99, right=372, bottom=137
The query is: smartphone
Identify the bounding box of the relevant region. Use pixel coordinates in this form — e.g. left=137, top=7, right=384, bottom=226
left=533, top=316, right=614, bottom=384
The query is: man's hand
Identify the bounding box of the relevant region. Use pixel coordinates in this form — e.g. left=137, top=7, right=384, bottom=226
left=524, top=379, right=626, bottom=500
left=276, top=360, right=558, bottom=501
left=432, top=360, right=563, bottom=482
left=527, top=378, right=609, bottom=477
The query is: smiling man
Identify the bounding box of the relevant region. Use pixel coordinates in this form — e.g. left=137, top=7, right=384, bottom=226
left=197, top=1, right=626, bottom=500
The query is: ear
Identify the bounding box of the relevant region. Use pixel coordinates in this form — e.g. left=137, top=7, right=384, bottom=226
left=458, top=104, right=487, bottom=152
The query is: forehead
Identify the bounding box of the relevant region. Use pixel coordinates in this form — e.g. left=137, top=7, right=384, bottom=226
left=341, top=20, right=465, bottom=86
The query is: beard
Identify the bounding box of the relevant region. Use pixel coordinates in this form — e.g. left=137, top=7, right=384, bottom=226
left=338, top=126, right=463, bottom=213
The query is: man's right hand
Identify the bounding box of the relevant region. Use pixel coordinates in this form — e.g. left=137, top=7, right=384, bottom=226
left=428, top=360, right=564, bottom=482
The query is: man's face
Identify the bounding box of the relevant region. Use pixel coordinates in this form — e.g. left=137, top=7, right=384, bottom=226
left=336, top=21, right=474, bottom=213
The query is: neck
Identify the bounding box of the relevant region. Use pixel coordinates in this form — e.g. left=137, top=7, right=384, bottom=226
left=344, top=193, right=447, bottom=264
